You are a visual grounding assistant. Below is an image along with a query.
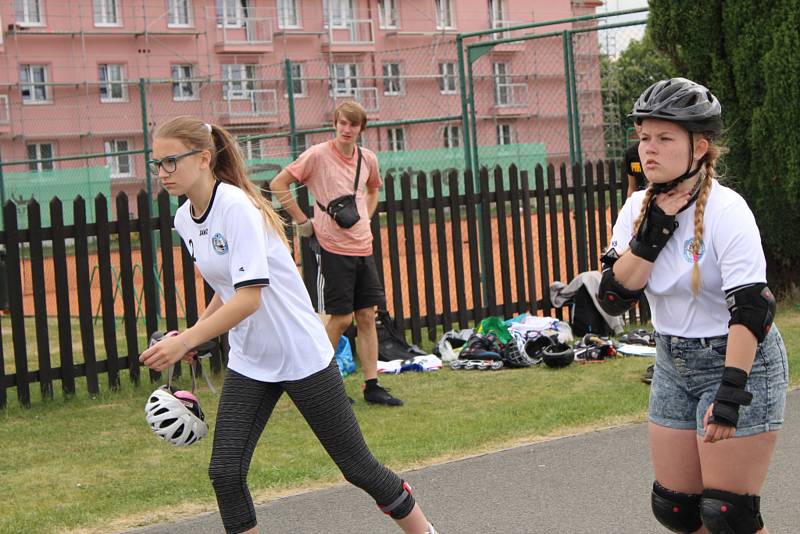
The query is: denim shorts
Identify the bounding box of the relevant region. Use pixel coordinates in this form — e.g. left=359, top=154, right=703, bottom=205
left=649, top=326, right=789, bottom=437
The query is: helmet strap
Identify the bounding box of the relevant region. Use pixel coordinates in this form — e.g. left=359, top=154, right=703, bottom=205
left=650, top=132, right=702, bottom=194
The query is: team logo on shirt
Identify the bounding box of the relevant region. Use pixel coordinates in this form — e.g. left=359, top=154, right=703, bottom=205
left=682, top=238, right=705, bottom=263
left=211, top=233, right=229, bottom=255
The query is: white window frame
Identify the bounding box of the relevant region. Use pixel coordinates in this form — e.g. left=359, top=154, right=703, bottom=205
left=331, top=63, right=358, bottom=97
left=277, top=0, right=300, bottom=29
left=325, top=0, right=353, bottom=29
left=105, top=139, right=133, bottom=177
left=493, top=62, right=510, bottom=106
left=378, top=0, right=398, bottom=29
left=167, top=0, right=193, bottom=27
left=496, top=123, right=514, bottom=145
left=443, top=125, right=460, bottom=148
left=382, top=63, right=402, bottom=96
left=438, top=62, right=457, bottom=94
left=434, top=0, right=455, bottom=30
left=488, top=0, right=506, bottom=26
left=293, top=133, right=309, bottom=154
left=237, top=135, right=262, bottom=160
left=171, top=64, right=198, bottom=101
left=99, top=64, right=128, bottom=102
left=222, top=64, right=256, bottom=100
left=27, top=142, right=55, bottom=171
left=93, top=0, right=121, bottom=27
left=286, top=62, right=306, bottom=97
left=20, top=64, right=50, bottom=104
left=15, top=0, right=44, bottom=26
left=387, top=127, right=405, bottom=152
left=216, top=0, right=246, bottom=28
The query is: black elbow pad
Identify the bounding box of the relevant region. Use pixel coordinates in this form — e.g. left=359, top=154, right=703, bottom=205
left=597, top=267, right=644, bottom=316
left=726, top=283, right=776, bottom=343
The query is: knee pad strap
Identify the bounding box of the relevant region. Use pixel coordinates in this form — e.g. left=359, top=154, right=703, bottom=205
left=701, top=488, right=764, bottom=534
left=651, top=481, right=703, bottom=533
left=378, top=481, right=415, bottom=519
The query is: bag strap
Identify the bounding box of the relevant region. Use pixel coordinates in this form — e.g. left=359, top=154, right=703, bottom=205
left=353, top=146, right=362, bottom=193
left=316, top=145, right=363, bottom=213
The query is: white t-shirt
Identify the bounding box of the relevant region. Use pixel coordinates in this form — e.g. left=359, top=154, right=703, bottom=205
left=174, top=181, right=333, bottom=382
left=606, top=179, right=766, bottom=337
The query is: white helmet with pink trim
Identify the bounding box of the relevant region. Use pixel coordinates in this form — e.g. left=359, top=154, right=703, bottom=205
left=145, top=386, right=208, bottom=447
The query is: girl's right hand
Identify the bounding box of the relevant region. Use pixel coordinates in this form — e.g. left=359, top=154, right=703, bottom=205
left=654, top=189, right=692, bottom=216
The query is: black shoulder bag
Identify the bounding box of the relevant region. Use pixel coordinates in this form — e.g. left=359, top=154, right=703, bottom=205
left=317, top=146, right=362, bottom=229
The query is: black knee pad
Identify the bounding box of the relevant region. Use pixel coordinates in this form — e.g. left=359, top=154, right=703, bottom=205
left=378, top=480, right=416, bottom=520
left=651, top=481, right=703, bottom=533
left=701, top=488, right=764, bottom=534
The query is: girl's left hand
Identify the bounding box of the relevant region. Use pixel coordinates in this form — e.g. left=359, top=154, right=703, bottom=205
left=139, top=335, right=191, bottom=372
left=702, top=403, right=737, bottom=443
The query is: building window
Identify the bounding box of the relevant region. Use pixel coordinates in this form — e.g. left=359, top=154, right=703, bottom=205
left=382, top=63, right=402, bottom=95
left=331, top=63, right=358, bottom=96
left=325, top=0, right=353, bottom=28
left=291, top=133, right=309, bottom=154
left=105, top=139, right=132, bottom=177
left=216, top=0, right=246, bottom=27
left=443, top=125, right=460, bottom=148
left=27, top=142, right=54, bottom=171
left=99, top=64, right=127, bottom=102
left=15, top=0, right=43, bottom=25
left=378, top=0, right=398, bottom=29
left=222, top=64, right=256, bottom=99
left=489, top=0, right=506, bottom=26
left=20, top=64, right=50, bottom=103
left=93, top=0, right=121, bottom=26
left=237, top=136, right=262, bottom=160
left=434, top=0, right=455, bottom=30
left=496, top=123, right=513, bottom=145
left=171, top=64, right=197, bottom=100
left=278, top=0, right=299, bottom=28
left=288, top=62, right=305, bottom=97
left=438, top=62, right=457, bottom=94
left=493, top=62, right=516, bottom=106
left=387, top=128, right=405, bottom=152
left=168, top=0, right=192, bottom=26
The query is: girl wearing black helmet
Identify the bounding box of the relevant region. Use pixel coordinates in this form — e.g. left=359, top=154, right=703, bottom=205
left=598, top=78, right=787, bottom=533
left=139, top=116, right=437, bottom=534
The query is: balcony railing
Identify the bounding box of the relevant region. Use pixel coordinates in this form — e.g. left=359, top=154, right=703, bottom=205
left=494, top=82, right=528, bottom=108
left=215, top=88, right=278, bottom=118
left=491, top=19, right=524, bottom=40
left=331, top=86, right=379, bottom=113
left=326, top=18, right=374, bottom=45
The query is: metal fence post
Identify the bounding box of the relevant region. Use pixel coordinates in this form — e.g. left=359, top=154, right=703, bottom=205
left=139, top=77, right=160, bottom=319
left=456, top=35, right=473, bottom=176
left=284, top=58, right=300, bottom=160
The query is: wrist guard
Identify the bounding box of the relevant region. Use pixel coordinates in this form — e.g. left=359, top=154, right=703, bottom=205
left=709, top=367, right=752, bottom=427
left=629, top=202, right=678, bottom=262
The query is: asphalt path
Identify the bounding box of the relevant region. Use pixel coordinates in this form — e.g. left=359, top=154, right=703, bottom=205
left=128, top=389, right=799, bottom=533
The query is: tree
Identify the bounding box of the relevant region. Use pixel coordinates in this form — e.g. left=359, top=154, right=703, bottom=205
left=603, top=33, right=679, bottom=137
left=649, top=0, right=800, bottom=293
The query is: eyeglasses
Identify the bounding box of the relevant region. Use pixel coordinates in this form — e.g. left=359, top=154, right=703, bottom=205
left=147, top=149, right=201, bottom=175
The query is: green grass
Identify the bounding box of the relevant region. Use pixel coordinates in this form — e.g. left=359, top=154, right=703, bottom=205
left=0, top=302, right=797, bottom=534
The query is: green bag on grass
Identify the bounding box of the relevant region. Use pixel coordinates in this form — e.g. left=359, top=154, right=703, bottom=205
left=476, top=316, right=513, bottom=346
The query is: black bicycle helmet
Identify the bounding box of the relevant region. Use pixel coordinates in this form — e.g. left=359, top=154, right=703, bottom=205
left=629, top=78, right=723, bottom=194
left=629, top=78, right=723, bottom=136
left=541, top=342, right=574, bottom=368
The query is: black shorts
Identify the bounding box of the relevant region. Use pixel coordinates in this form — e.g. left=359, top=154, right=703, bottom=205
left=312, top=239, right=385, bottom=315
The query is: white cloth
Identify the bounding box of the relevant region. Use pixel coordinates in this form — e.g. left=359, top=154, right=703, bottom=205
left=606, top=179, right=766, bottom=337
left=175, top=181, right=332, bottom=382
left=549, top=271, right=625, bottom=334
left=377, top=355, right=442, bottom=374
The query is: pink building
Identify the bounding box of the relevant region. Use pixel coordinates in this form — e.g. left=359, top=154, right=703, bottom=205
left=0, top=0, right=605, bottom=216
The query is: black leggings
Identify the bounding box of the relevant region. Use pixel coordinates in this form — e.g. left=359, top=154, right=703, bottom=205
left=208, top=359, right=414, bottom=534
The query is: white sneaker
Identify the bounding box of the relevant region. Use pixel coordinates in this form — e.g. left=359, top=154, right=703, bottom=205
left=426, top=523, right=438, bottom=534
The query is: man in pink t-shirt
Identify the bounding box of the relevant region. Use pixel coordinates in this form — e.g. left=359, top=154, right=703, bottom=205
left=271, top=101, right=403, bottom=406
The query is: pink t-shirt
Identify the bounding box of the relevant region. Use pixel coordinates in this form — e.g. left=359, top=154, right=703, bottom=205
left=286, top=140, right=381, bottom=256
